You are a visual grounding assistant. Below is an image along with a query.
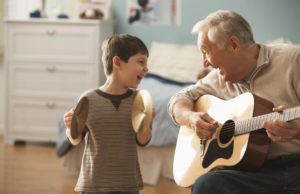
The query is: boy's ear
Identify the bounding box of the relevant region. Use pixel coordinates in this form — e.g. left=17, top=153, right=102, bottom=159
left=112, top=56, right=121, bottom=67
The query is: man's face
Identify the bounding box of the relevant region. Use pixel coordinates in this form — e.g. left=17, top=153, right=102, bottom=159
left=198, top=33, right=241, bottom=82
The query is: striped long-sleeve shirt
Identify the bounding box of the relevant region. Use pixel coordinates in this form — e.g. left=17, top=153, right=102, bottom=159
left=74, top=88, right=143, bottom=192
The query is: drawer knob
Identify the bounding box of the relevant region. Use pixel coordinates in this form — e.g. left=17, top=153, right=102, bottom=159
left=46, top=66, right=56, bottom=73
left=46, top=30, right=56, bottom=36
left=46, top=102, right=56, bottom=109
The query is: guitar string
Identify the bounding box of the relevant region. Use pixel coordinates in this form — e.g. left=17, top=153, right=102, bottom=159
left=207, top=107, right=300, bottom=138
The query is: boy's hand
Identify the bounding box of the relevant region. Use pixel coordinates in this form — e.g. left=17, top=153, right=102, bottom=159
left=150, top=108, right=156, bottom=127
left=136, top=108, right=155, bottom=145
left=64, top=108, right=74, bottom=130
left=64, top=108, right=83, bottom=146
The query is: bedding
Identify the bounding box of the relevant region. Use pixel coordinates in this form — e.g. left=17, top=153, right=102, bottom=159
left=148, top=41, right=208, bottom=83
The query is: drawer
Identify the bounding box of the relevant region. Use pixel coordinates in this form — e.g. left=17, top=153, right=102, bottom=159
left=6, top=22, right=99, bottom=65
left=10, top=64, right=99, bottom=98
left=8, top=98, right=72, bottom=135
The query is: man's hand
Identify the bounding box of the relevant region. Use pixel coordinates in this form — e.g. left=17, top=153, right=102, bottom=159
left=188, top=111, right=218, bottom=140
left=263, top=106, right=300, bottom=142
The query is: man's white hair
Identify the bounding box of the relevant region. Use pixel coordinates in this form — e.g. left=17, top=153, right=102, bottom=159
left=192, top=10, right=254, bottom=49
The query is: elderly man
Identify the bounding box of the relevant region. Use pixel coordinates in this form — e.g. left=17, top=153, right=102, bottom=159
left=169, top=10, right=300, bottom=194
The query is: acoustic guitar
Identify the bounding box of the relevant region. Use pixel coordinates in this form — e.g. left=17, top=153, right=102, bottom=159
left=173, top=92, right=300, bottom=187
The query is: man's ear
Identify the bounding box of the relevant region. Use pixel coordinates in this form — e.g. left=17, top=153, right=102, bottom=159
left=229, top=36, right=240, bottom=53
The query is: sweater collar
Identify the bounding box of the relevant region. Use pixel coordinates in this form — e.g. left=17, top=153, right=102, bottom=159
left=241, top=44, right=270, bottom=85
left=257, top=44, right=270, bottom=68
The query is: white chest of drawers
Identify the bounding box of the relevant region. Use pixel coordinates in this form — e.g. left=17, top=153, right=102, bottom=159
left=4, top=19, right=113, bottom=144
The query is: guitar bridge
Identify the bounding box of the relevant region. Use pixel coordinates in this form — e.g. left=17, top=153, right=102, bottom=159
left=199, top=139, right=206, bottom=156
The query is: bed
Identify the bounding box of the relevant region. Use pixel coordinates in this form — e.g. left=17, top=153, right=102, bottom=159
left=56, top=41, right=209, bottom=185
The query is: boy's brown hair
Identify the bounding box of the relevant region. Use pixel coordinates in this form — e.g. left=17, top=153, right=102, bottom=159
left=101, top=34, right=149, bottom=75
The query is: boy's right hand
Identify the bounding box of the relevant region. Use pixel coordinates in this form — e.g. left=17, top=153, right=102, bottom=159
left=64, top=108, right=83, bottom=145
left=64, top=108, right=74, bottom=130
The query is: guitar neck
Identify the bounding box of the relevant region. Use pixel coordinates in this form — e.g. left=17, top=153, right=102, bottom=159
left=235, top=106, right=300, bottom=136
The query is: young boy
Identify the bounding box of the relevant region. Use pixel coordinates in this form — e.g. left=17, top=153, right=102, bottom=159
left=64, top=34, right=153, bottom=194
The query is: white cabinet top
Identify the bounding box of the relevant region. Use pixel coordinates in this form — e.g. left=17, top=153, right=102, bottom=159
left=4, top=18, right=114, bottom=25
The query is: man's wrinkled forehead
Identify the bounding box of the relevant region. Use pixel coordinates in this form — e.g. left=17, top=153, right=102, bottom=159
left=197, top=31, right=209, bottom=51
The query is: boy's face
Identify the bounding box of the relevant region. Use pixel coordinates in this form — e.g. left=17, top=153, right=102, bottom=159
left=118, top=53, right=148, bottom=89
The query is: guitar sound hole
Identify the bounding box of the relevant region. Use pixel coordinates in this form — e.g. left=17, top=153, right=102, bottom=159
left=219, top=120, right=235, bottom=144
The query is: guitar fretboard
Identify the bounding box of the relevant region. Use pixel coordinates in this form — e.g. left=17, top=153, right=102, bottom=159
left=235, top=106, right=300, bottom=136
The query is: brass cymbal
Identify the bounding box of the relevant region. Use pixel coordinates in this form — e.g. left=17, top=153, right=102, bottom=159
left=131, top=90, right=153, bottom=133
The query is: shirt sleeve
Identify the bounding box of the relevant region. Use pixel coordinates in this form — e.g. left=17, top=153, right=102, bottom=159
left=71, top=97, right=89, bottom=139
left=293, top=51, right=300, bottom=101
left=167, top=69, right=222, bottom=125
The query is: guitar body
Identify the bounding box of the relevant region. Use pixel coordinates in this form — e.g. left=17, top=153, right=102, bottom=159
left=173, top=93, right=272, bottom=187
